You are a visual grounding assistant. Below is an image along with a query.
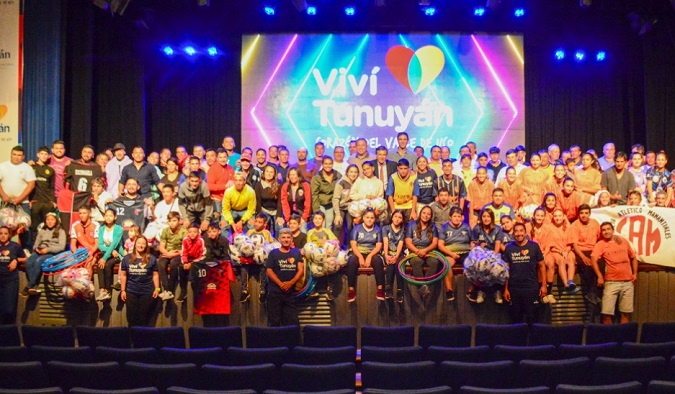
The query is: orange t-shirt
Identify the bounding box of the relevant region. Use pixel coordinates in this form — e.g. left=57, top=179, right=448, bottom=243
left=518, top=167, right=550, bottom=206
left=497, top=179, right=524, bottom=211
left=571, top=218, right=600, bottom=252
left=526, top=223, right=549, bottom=250
left=468, top=179, right=495, bottom=213
left=543, top=223, right=573, bottom=254
left=591, top=237, right=635, bottom=281
left=546, top=177, right=565, bottom=194
left=556, top=190, right=583, bottom=222
left=575, top=168, right=602, bottom=205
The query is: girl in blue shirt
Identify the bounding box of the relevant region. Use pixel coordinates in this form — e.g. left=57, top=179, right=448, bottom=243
left=382, top=210, right=406, bottom=302
left=96, top=209, right=125, bottom=302
left=404, top=205, right=440, bottom=301
left=346, top=209, right=384, bottom=303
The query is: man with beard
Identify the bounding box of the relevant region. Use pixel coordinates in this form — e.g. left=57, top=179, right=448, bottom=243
left=65, top=145, right=104, bottom=193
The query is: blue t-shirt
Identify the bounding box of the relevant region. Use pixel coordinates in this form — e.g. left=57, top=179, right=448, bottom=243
left=439, top=222, right=472, bottom=253
left=405, top=221, right=439, bottom=249
left=266, top=248, right=303, bottom=294
left=413, top=169, right=438, bottom=204
left=350, top=224, right=382, bottom=254
left=471, top=225, right=505, bottom=251
left=502, top=240, right=544, bottom=290
left=0, top=241, right=25, bottom=280
left=121, top=254, right=158, bottom=295
left=382, top=224, right=405, bottom=256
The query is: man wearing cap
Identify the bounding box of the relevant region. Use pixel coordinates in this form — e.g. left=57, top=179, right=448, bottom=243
left=238, top=152, right=262, bottom=188
left=106, top=143, right=132, bottom=199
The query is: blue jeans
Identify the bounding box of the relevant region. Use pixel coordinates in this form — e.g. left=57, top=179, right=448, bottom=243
left=221, top=209, right=252, bottom=238
left=25, top=253, right=53, bottom=288
left=319, top=206, right=335, bottom=234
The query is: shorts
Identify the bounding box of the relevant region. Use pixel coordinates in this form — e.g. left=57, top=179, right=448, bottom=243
left=601, top=281, right=634, bottom=315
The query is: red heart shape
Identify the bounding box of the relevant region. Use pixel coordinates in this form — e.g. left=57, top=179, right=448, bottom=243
left=385, top=46, right=415, bottom=93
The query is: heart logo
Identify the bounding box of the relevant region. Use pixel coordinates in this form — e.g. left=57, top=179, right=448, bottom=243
left=522, top=249, right=529, bottom=256
left=0, top=105, right=7, bottom=120
left=385, top=45, right=445, bottom=94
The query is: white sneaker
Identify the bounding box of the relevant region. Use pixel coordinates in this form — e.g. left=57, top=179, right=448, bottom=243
left=547, top=294, right=557, bottom=304
left=96, top=291, right=111, bottom=301
left=476, top=290, right=486, bottom=304
left=541, top=294, right=550, bottom=304
left=159, top=291, right=174, bottom=301
left=494, top=290, right=503, bottom=304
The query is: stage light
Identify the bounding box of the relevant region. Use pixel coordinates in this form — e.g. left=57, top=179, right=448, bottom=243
left=163, top=46, right=174, bottom=56
left=423, top=6, right=436, bottom=16
left=474, top=7, right=486, bottom=16
left=306, top=6, right=316, bottom=15
left=575, top=50, right=586, bottom=62
left=185, top=46, right=196, bottom=56
left=554, top=49, right=565, bottom=61
left=596, top=51, right=606, bottom=61
left=264, top=6, right=275, bottom=15
left=514, top=8, right=525, bottom=17
left=344, top=6, right=355, bottom=16
left=207, top=47, right=218, bottom=56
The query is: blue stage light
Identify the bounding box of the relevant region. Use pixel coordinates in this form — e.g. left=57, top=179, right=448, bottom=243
left=264, top=6, right=275, bottom=15
left=163, top=46, right=174, bottom=56
left=514, top=8, right=525, bottom=17
left=575, top=50, right=586, bottom=62
left=185, top=46, right=196, bottom=56
left=424, top=7, right=436, bottom=16
left=474, top=7, right=486, bottom=16
left=306, top=6, right=316, bottom=15
left=344, top=6, right=355, bottom=16
left=596, top=51, right=606, bottom=61
left=554, top=49, right=565, bottom=61
left=207, top=47, right=218, bottom=56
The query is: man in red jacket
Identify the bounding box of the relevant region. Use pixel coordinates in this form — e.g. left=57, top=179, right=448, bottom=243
left=207, top=148, right=235, bottom=220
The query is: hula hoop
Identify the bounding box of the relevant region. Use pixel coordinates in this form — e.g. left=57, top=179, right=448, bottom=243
left=293, top=272, right=317, bottom=299
left=42, top=248, right=89, bottom=276
left=397, top=250, right=451, bottom=286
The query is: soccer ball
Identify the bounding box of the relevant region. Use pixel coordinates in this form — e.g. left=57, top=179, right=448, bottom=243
left=71, top=279, right=89, bottom=295
left=253, top=248, right=268, bottom=265
left=238, top=241, right=255, bottom=257
left=233, top=234, right=249, bottom=247
left=309, top=262, right=326, bottom=277
left=371, top=197, right=388, bottom=214
left=324, top=257, right=340, bottom=274
left=312, top=247, right=326, bottom=264
left=323, top=240, right=340, bottom=257
left=336, top=250, right=348, bottom=267
left=303, top=243, right=318, bottom=261
left=518, top=204, right=539, bottom=221
left=85, top=281, right=96, bottom=298
left=250, top=233, right=266, bottom=248
left=62, top=285, right=77, bottom=299
left=348, top=201, right=365, bottom=218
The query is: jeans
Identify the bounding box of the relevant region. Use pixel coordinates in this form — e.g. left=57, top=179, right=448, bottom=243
left=319, top=206, right=335, bottom=234
left=240, top=265, right=267, bottom=293
left=260, top=211, right=282, bottom=239
left=25, top=253, right=53, bottom=288
left=386, top=256, right=404, bottom=291
left=212, top=201, right=222, bottom=220
left=157, top=256, right=184, bottom=293
left=221, top=209, right=251, bottom=238
left=346, top=254, right=385, bottom=289
left=409, top=256, right=440, bottom=278
left=97, top=257, right=119, bottom=292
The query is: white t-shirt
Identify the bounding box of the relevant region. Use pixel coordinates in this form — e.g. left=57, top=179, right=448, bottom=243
left=153, top=199, right=181, bottom=226
left=0, top=161, right=37, bottom=203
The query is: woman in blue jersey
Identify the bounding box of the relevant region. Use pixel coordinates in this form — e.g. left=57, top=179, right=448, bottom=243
left=382, top=210, right=406, bottom=303
left=411, top=156, right=438, bottom=221
left=437, top=206, right=472, bottom=302
left=404, top=205, right=440, bottom=301
left=120, top=236, right=159, bottom=327
left=468, top=208, right=505, bottom=303
left=346, top=208, right=384, bottom=303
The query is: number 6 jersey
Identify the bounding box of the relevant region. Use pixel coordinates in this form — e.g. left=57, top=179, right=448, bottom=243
left=65, top=160, right=104, bottom=193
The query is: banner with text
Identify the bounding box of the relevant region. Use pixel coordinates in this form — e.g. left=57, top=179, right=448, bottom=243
left=592, top=206, right=675, bottom=269
left=0, top=0, right=21, bottom=160
left=241, top=34, right=525, bottom=155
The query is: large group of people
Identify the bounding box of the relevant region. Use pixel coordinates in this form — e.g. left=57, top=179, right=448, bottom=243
left=0, top=133, right=663, bottom=327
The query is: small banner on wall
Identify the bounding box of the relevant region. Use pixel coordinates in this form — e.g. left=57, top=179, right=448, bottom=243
left=0, top=0, right=21, bottom=160
left=592, top=206, right=675, bottom=269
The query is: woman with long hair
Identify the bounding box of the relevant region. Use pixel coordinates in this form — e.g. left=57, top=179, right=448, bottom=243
left=628, top=152, right=648, bottom=197
left=404, top=205, right=440, bottom=302
left=310, top=156, right=341, bottom=233
left=438, top=206, right=472, bottom=303
left=382, top=209, right=406, bottom=303
left=540, top=192, right=560, bottom=225
left=255, top=164, right=282, bottom=236
left=161, top=157, right=185, bottom=189
left=518, top=153, right=550, bottom=206
left=546, top=164, right=569, bottom=193
left=22, top=213, right=67, bottom=297
left=120, top=236, right=159, bottom=327
left=346, top=208, right=385, bottom=302
left=497, top=166, right=525, bottom=212
left=468, top=208, right=505, bottom=303
left=575, top=153, right=602, bottom=205
left=96, top=209, right=125, bottom=302
left=542, top=209, right=578, bottom=302
left=280, top=167, right=312, bottom=232
left=556, top=177, right=583, bottom=223
left=411, top=155, right=438, bottom=219
left=467, top=167, right=495, bottom=228
left=646, top=151, right=673, bottom=204
left=333, top=164, right=360, bottom=246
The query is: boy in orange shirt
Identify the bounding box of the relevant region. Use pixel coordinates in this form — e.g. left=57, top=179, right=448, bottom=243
left=571, top=204, right=602, bottom=307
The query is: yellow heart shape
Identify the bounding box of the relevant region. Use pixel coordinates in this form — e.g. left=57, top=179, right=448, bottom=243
left=0, top=105, right=7, bottom=120
left=412, top=46, right=445, bottom=94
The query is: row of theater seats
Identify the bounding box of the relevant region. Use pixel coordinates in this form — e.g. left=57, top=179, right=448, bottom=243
left=2, top=322, right=675, bottom=349
left=1, top=357, right=675, bottom=393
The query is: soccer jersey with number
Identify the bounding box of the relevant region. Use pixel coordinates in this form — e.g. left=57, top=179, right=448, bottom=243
left=109, top=198, right=148, bottom=231
left=191, top=260, right=235, bottom=315
left=65, top=161, right=104, bottom=193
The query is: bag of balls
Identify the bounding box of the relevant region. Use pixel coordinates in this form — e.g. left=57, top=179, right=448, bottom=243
left=59, top=267, right=95, bottom=300
left=303, top=240, right=347, bottom=278
left=462, top=246, right=509, bottom=287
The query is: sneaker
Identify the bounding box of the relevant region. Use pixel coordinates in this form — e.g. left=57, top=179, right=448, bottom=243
left=159, top=290, right=174, bottom=301
left=259, top=291, right=267, bottom=304
left=306, top=290, right=320, bottom=299
left=545, top=294, right=557, bottom=304
left=466, top=291, right=477, bottom=303
left=541, top=294, right=550, bottom=303
left=384, top=285, right=393, bottom=300
left=494, top=290, right=504, bottom=304
left=476, top=290, right=486, bottom=304
left=567, top=281, right=580, bottom=294
left=96, top=291, right=111, bottom=302
left=446, top=290, right=455, bottom=302
left=20, top=287, right=30, bottom=297
left=240, top=291, right=250, bottom=303
left=395, top=289, right=404, bottom=304
left=376, top=289, right=385, bottom=301
left=325, top=286, right=335, bottom=302
left=29, top=286, right=42, bottom=295
left=111, top=282, right=121, bottom=291
left=347, top=289, right=356, bottom=303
